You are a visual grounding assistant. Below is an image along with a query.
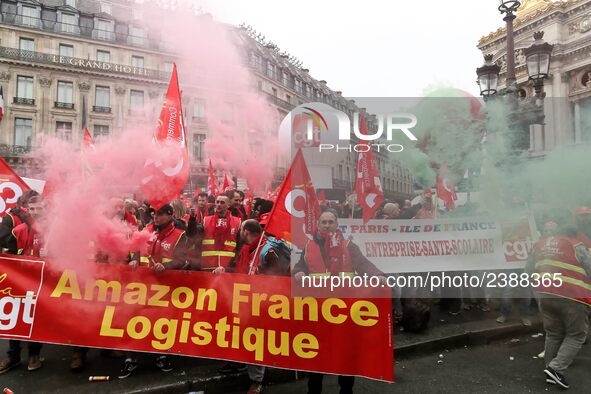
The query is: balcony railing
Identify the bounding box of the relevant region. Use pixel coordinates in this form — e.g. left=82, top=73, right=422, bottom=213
left=0, top=144, right=33, bottom=156
left=13, top=97, right=35, bottom=105
left=93, top=106, right=111, bottom=113
left=15, top=14, right=42, bottom=29
left=92, top=29, right=116, bottom=42
left=265, top=94, right=294, bottom=111
left=54, top=22, right=81, bottom=36
left=55, top=101, right=74, bottom=109
left=0, top=47, right=169, bottom=81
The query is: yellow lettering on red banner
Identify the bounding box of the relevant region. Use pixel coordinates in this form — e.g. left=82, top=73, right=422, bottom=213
left=50, top=270, right=81, bottom=299
left=268, top=331, right=290, bottom=356
left=148, top=285, right=169, bottom=307
left=128, top=315, right=151, bottom=339
left=243, top=327, right=265, bottom=361
left=152, top=317, right=178, bottom=350
left=231, top=317, right=241, bottom=349
left=321, top=298, right=347, bottom=324
left=191, top=321, right=213, bottom=345
left=179, top=312, right=192, bottom=343
left=215, top=316, right=231, bottom=347
left=293, top=297, right=318, bottom=321
left=252, top=292, right=267, bottom=316
left=99, top=306, right=123, bottom=337
left=293, top=333, right=319, bottom=359
left=351, top=301, right=379, bottom=327
left=84, top=279, right=121, bottom=302
left=268, top=295, right=290, bottom=319
left=232, top=283, right=250, bottom=314
left=195, top=288, right=217, bottom=311
left=171, top=286, right=194, bottom=309
left=123, top=283, right=147, bottom=305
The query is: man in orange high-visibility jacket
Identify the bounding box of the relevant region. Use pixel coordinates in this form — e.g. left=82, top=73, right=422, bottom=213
left=527, top=225, right=591, bottom=389
left=197, top=195, right=240, bottom=273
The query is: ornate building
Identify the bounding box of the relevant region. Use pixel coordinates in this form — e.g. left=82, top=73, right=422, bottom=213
left=0, top=0, right=413, bottom=200
left=478, top=0, right=591, bottom=156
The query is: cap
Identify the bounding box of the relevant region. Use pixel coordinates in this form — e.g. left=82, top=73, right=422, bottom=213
left=575, top=206, right=591, bottom=215
left=156, top=204, right=174, bottom=216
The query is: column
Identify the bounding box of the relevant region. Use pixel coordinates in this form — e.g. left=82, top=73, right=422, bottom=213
left=574, top=101, right=581, bottom=144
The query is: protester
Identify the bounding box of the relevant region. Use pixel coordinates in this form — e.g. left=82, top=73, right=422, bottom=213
left=119, top=203, right=191, bottom=378
left=292, top=209, right=386, bottom=394
left=0, top=195, right=46, bottom=374
left=526, top=224, right=591, bottom=389
left=227, top=189, right=248, bottom=221
left=0, top=189, right=39, bottom=251
left=197, top=195, right=241, bottom=272
left=221, top=219, right=290, bottom=393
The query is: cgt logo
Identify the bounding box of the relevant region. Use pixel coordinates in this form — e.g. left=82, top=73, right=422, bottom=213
left=0, top=258, right=45, bottom=339
left=288, top=102, right=418, bottom=153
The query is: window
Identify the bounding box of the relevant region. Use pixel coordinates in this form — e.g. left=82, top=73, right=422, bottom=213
left=19, top=38, right=34, bottom=52
left=286, top=94, right=292, bottom=104
left=59, top=44, right=74, bottom=58
left=15, top=118, right=33, bottom=147
left=305, top=84, right=311, bottom=97
left=65, top=0, right=76, bottom=7
left=294, top=79, right=302, bottom=93
left=56, top=121, right=72, bottom=141
left=95, top=86, right=110, bottom=108
left=193, top=134, right=206, bottom=162
left=17, top=76, right=34, bottom=99
left=97, top=50, right=110, bottom=62
left=272, top=87, right=277, bottom=97
left=129, top=26, right=147, bottom=46
left=266, top=61, right=276, bottom=79
left=100, top=3, right=112, bottom=15
left=94, top=125, right=109, bottom=139
left=164, top=62, right=174, bottom=74
left=130, top=90, right=144, bottom=109
left=131, top=56, right=144, bottom=68
left=249, top=53, right=262, bottom=70
left=95, top=19, right=114, bottom=40
left=61, top=13, right=76, bottom=33
left=57, top=81, right=73, bottom=104
left=20, top=5, right=40, bottom=26
left=282, top=71, right=289, bottom=86
left=193, top=99, right=206, bottom=119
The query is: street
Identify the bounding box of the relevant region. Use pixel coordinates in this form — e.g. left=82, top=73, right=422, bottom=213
left=237, top=332, right=591, bottom=394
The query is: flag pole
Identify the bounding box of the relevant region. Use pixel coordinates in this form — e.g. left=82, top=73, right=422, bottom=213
left=248, top=235, right=266, bottom=275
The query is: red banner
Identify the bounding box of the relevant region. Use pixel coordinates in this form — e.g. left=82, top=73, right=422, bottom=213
left=0, top=157, right=31, bottom=219
left=0, top=255, right=394, bottom=381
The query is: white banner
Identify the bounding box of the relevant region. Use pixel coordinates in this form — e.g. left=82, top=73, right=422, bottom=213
left=335, top=217, right=537, bottom=273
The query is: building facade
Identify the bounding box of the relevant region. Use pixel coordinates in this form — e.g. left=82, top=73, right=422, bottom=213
left=478, top=0, right=591, bottom=156
left=0, top=0, right=414, bottom=200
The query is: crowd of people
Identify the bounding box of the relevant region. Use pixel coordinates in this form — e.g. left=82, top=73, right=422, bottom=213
left=0, top=187, right=589, bottom=392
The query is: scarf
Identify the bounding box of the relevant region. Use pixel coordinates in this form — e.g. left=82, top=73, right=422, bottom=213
left=318, top=230, right=347, bottom=274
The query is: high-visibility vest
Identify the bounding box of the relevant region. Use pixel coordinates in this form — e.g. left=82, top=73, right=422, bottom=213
left=303, top=235, right=354, bottom=278
left=200, top=215, right=240, bottom=269
left=139, top=222, right=185, bottom=266
left=12, top=223, right=42, bottom=257
left=533, top=236, right=591, bottom=306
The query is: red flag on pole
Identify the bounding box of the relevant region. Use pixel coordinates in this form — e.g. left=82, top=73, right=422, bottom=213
left=193, top=187, right=201, bottom=198
left=436, top=176, right=457, bottom=210
left=82, top=127, right=95, bottom=151
left=264, top=149, right=320, bottom=247
left=0, top=157, right=31, bottom=218
left=354, top=113, right=384, bottom=223
left=221, top=173, right=234, bottom=192
left=140, top=64, right=189, bottom=210
left=208, top=160, right=219, bottom=196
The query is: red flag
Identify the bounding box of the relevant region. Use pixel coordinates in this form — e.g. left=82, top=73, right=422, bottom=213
left=436, top=176, right=457, bottom=210
left=354, top=113, right=384, bottom=223
left=82, top=127, right=95, bottom=151
left=317, top=190, right=327, bottom=203
left=0, top=157, right=31, bottom=218
left=140, top=64, right=189, bottom=210
left=208, top=160, right=219, bottom=196
left=193, top=187, right=201, bottom=198
left=221, top=173, right=234, bottom=192
left=265, top=149, right=320, bottom=247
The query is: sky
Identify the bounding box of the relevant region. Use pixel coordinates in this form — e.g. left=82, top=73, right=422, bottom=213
left=201, top=0, right=508, bottom=98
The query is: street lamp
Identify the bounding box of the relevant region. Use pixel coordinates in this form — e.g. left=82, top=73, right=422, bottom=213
left=524, top=31, right=553, bottom=98
left=476, top=54, right=501, bottom=98
left=498, top=0, right=521, bottom=88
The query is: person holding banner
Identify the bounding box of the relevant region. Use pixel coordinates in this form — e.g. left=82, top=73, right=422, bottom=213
left=527, top=224, right=591, bottom=389
left=0, top=190, right=39, bottom=252
left=197, top=195, right=241, bottom=273
left=119, top=203, right=192, bottom=379
left=0, top=195, right=46, bottom=374
left=292, top=209, right=386, bottom=394
left=222, top=219, right=290, bottom=393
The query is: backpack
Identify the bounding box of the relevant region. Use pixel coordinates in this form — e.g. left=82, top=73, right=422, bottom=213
left=259, top=236, right=291, bottom=276
left=401, top=298, right=431, bottom=333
